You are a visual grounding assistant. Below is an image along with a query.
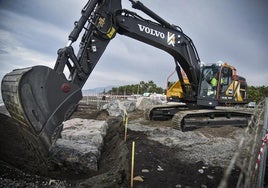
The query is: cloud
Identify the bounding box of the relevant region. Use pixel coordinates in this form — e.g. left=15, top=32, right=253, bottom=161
left=0, top=29, right=55, bottom=74
left=0, top=0, right=267, bottom=92
left=0, top=9, right=69, bottom=55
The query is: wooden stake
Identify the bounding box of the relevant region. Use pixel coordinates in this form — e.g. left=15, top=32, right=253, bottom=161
left=131, top=141, right=135, bottom=188
left=124, top=116, right=128, bottom=142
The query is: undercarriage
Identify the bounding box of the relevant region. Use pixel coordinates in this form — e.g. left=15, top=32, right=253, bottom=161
left=147, top=104, right=253, bottom=131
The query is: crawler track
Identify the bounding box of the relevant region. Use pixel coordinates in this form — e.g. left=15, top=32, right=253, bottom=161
left=172, top=108, right=253, bottom=131
left=146, top=103, right=253, bottom=131
left=145, top=103, right=187, bottom=120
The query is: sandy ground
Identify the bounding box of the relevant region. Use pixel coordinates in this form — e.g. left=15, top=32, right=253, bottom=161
left=0, top=105, right=264, bottom=187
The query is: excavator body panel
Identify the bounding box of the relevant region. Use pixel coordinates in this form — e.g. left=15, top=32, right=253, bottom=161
left=166, top=78, right=190, bottom=102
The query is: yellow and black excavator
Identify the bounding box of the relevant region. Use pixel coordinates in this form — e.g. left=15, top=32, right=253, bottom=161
left=157, top=62, right=250, bottom=131
left=167, top=62, right=247, bottom=105
left=1, top=0, right=251, bottom=161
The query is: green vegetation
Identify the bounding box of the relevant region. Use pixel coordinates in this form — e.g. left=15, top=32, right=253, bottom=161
left=106, top=81, right=268, bottom=104
left=247, top=85, right=268, bottom=103
left=107, top=80, right=164, bottom=95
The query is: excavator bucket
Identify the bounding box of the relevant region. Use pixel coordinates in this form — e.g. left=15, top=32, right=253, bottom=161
left=1, top=66, right=82, bottom=156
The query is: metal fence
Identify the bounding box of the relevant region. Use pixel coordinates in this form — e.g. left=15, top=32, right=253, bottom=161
left=79, top=94, right=128, bottom=111
left=79, top=94, right=141, bottom=109
left=219, top=98, right=268, bottom=188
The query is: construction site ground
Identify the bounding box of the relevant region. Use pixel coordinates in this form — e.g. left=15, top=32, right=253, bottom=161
left=0, top=104, right=264, bottom=187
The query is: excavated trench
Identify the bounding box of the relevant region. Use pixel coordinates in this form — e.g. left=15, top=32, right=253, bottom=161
left=0, top=106, right=129, bottom=187
left=0, top=103, right=250, bottom=187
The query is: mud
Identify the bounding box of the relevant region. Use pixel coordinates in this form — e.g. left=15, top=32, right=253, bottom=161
left=0, top=105, right=248, bottom=187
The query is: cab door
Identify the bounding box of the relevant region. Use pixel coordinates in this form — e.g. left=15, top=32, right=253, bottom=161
left=217, top=66, right=235, bottom=103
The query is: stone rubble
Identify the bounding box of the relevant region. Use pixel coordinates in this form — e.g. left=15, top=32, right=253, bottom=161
left=50, top=118, right=108, bottom=174
left=136, top=97, right=163, bottom=111
left=101, top=99, right=136, bottom=117
left=101, top=97, right=163, bottom=117
left=128, top=122, right=245, bottom=167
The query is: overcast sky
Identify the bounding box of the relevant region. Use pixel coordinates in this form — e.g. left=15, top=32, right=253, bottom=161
left=0, top=0, right=267, bottom=92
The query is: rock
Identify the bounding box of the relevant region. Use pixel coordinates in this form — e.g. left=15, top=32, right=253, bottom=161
left=136, top=97, right=163, bottom=111
left=141, top=169, right=150, bottom=173
left=198, top=169, right=204, bottom=174
left=50, top=118, right=108, bottom=174
left=207, top=175, right=214, bottom=179
left=76, top=123, right=129, bottom=188
left=149, top=93, right=166, bottom=103
left=61, top=118, right=108, bottom=147
left=133, top=176, right=144, bottom=182
left=157, top=165, right=164, bottom=171
left=121, top=100, right=136, bottom=112
left=102, top=100, right=136, bottom=117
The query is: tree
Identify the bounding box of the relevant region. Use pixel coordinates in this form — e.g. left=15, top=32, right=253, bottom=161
left=108, top=81, right=164, bottom=95
left=247, top=85, right=268, bottom=103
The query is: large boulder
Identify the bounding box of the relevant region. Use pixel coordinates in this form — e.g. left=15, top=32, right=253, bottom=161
left=50, top=118, right=108, bottom=174
left=101, top=100, right=136, bottom=117
left=135, top=97, right=163, bottom=111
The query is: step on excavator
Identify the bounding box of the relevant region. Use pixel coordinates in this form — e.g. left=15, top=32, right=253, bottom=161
left=1, top=0, right=252, bottom=162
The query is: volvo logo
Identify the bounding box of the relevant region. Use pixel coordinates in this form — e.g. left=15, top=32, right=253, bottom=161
left=167, top=32, right=175, bottom=46
left=138, top=24, right=165, bottom=39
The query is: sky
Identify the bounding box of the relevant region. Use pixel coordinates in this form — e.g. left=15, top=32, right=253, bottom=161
left=0, top=0, right=267, bottom=93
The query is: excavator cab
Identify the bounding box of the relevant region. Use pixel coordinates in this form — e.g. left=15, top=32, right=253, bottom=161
left=197, top=62, right=247, bottom=107
left=197, top=63, right=221, bottom=107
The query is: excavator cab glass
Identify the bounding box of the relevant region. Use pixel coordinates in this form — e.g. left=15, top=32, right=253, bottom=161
left=197, top=64, right=221, bottom=107
left=218, top=66, right=233, bottom=95
left=217, top=64, right=247, bottom=104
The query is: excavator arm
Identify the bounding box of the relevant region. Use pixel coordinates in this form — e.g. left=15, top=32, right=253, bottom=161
left=116, top=9, right=201, bottom=96
left=1, top=0, right=201, bottom=155
left=55, top=0, right=201, bottom=99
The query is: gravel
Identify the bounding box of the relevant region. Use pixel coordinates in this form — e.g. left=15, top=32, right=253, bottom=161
left=128, top=120, right=245, bottom=167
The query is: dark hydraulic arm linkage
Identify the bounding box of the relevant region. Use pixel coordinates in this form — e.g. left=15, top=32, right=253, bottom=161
left=54, top=0, right=201, bottom=100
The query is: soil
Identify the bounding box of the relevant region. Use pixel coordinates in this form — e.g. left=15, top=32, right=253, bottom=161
left=126, top=130, right=239, bottom=188
left=0, top=105, right=251, bottom=187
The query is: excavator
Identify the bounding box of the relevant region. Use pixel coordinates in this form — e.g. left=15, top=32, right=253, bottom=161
left=151, top=62, right=250, bottom=131
left=1, top=0, right=252, bottom=161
